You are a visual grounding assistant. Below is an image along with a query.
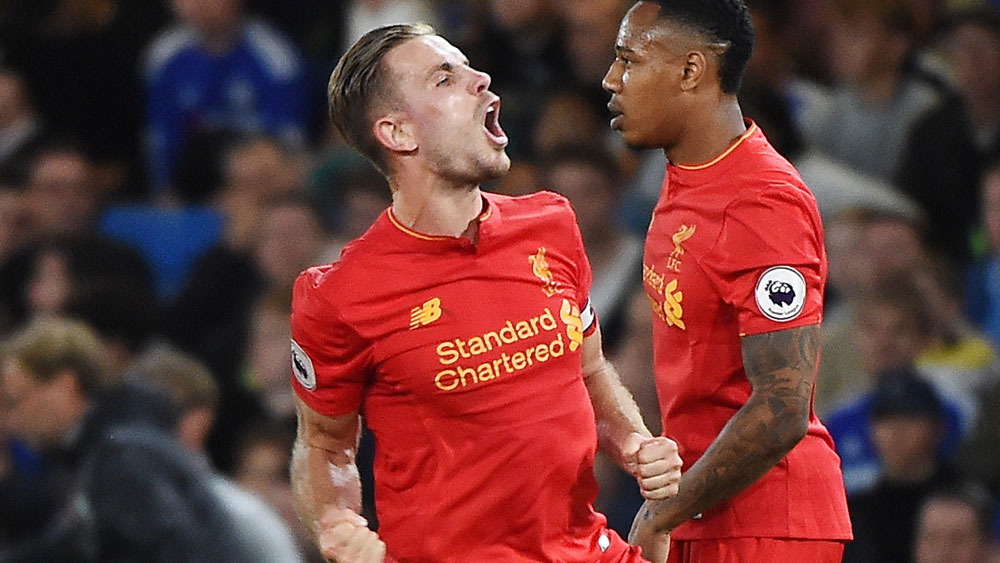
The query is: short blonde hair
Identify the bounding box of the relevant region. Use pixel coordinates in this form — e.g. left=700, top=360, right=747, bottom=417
left=2, top=318, right=110, bottom=398
left=328, top=23, right=436, bottom=175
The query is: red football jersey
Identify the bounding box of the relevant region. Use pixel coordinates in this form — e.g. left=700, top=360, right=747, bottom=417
left=291, top=191, right=639, bottom=562
left=643, top=122, right=852, bottom=540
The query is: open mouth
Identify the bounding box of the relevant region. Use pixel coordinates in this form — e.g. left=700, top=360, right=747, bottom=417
left=484, top=99, right=509, bottom=147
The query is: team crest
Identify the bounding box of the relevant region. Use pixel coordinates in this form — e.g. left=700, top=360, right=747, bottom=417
left=754, top=266, right=807, bottom=322
left=290, top=339, right=317, bottom=390
left=529, top=247, right=562, bottom=297
left=671, top=224, right=696, bottom=258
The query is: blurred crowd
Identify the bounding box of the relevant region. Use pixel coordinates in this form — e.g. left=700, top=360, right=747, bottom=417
left=1, top=0, right=1000, bottom=561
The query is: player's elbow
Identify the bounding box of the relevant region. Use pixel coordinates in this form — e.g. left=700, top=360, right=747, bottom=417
left=774, top=405, right=810, bottom=451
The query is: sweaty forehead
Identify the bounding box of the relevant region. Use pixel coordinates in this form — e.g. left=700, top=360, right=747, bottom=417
left=618, top=2, right=665, bottom=48
left=618, top=2, right=703, bottom=54
left=385, top=35, right=467, bottom=79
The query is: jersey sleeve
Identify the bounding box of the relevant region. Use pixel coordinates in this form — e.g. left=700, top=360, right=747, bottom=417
left=562, top=197, right=597, bottom=336
left=290, top=270, right=372, bottom=416
left=700, top=188, right=826, bottom=336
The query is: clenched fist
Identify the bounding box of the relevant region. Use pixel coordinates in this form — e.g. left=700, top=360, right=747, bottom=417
left=318, top=508, right=387, bottom=563
left=623, top=433, right=682, bottom=500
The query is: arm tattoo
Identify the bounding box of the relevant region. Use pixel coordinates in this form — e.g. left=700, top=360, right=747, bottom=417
left=641, top=324, right=820, bottom=533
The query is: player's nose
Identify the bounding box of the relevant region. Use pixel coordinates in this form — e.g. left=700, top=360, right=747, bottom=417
left=468, top=67, right=491, bottom=95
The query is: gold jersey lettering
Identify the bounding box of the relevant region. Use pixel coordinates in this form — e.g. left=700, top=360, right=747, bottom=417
left=560, top=299, right=583, bottom=351
left=663, top=279, right=686, bottom=330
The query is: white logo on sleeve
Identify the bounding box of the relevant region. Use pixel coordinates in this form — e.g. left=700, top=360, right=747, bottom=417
left=290, top=339, right=317, bottom=390
left=754, top=266, right=807, bottom=322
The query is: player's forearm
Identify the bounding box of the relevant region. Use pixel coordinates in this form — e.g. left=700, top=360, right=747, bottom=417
left=585, top=359, right=652, bottom=469
left=635, top=392, right=808, bottom=533
left=633, top=327, right=818, bottom=534
left=290, top=437, right=363, bottom=538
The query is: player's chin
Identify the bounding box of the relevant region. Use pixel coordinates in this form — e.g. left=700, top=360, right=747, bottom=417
left=482, top=152, right=511, bottom=180
left=621, top=129, right=658, bottom=151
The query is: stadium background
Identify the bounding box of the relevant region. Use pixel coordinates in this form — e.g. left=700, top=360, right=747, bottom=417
left=1, top=0, right=1000, bottom=561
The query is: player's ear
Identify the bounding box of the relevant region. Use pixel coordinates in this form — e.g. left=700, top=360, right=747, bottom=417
left=679, top=50, right=708, bottom=91
left=374, top=114, right=417, bottom=154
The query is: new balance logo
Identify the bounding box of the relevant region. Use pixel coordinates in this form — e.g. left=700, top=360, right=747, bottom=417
left=410, top=298, right=442, bottom=329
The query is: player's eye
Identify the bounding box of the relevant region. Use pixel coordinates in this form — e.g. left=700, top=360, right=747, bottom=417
left=436, top=75, right=451, bottom=86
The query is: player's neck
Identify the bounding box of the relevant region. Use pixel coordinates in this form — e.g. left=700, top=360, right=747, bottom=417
left=665, top=99, right=746, bottom=166
left=390, top=175, right=484, bottom=239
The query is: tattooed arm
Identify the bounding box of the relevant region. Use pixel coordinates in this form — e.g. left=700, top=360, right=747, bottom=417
left=629, top=324, right=819, bottom=548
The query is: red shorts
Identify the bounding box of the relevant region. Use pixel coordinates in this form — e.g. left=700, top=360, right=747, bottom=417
left=666, top=538, right=846, bottom=563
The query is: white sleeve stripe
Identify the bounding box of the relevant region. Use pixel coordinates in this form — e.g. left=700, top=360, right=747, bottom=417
left=580, top=297, right=596, bottom=332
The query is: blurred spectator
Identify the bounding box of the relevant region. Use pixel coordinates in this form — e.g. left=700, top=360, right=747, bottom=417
left=167, top=192, right=325, bottom=469
left=0, top=0, right=169, bottom=198
left=0, top=318, right=256, bottom=562
left=128, top=344, right=305, bottom=563
left=64, top=281, right=158, bottom=380
left=541, top=144, right=640, bottom=350
left=0, top=66, right=49, bottom=187
left=23, top=143, right=102, bottom=239
left=956, top=376, right=1000, bottom=496
left=817, top=212, right=928, bottom=412
left=896, top=6, right=1000, bottom=263
left=843, top=372, right=960, bottom=563
left=816, top=208, right=994, bottom=416
left=215, top=135, right=304, bottom=251
left=913, top=483, right=999, bottom=563
left=0, top=234, right=155, bottom=341
left=559, top=0, right=627, bottom=88
left=143, top=0, right=307, bottom=193
left=473, top=0, right=571, bottom=158
left=915, top=258, right=998, bottom=401
left=743, top=0, right=797, bottom=101
left=532, top=87, right=609, bottom=158
left=0, top=318, right=109, bottom=553
left=797, top=0, right=943, bottom=181
left=243, top=291, right=295, bottom=422
left=311, top=161, right=391, bottom=258
left=0, top=189, right=33, bottom=266
left=823, top=283, right=968, bottom=494
left=739, top=83, right=922, bottom=223
left=343, top=0, right=441, bottom=51
left=966, top=160, right=1000, bottom=352
left=487, top=159, right=540, bottom=198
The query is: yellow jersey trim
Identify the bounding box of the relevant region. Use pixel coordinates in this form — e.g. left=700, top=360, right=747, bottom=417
left=387, top=204, right=493, bottom=241
left=675, top=123, right=758, bottom=171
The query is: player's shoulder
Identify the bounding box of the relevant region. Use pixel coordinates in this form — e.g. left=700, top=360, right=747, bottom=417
left=733, top=136, right=819, bottom=217
left=292, top=224, right=388, bottom=308
left=487, top=189, right=577, bottom=225
left=143, top=24, right=198, bottom=80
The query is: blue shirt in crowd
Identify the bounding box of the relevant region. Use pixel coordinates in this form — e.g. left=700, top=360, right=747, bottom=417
left=143, top=19, right=307, bottom=191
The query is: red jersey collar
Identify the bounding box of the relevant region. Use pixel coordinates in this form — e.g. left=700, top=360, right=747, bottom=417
left=382, top=192, right=499, bottom=251
left=667, top=120, right=763, bottom=188
left=671, top=119, right=757, bottom=166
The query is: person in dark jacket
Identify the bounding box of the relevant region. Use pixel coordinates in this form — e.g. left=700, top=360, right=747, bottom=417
left=0, top=318, right=255, bottom=562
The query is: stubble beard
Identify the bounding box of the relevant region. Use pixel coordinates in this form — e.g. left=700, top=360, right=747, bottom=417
left=431, top=143, right=511, bottom=186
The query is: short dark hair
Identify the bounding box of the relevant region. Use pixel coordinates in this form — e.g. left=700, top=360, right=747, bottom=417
left=648, top=0, right=755, bottom=93
left=328, top=23, right=436, bottom=175
left=947, top=6, right=1000, bottom=40
left=921, top=482, right=995, bottom=537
